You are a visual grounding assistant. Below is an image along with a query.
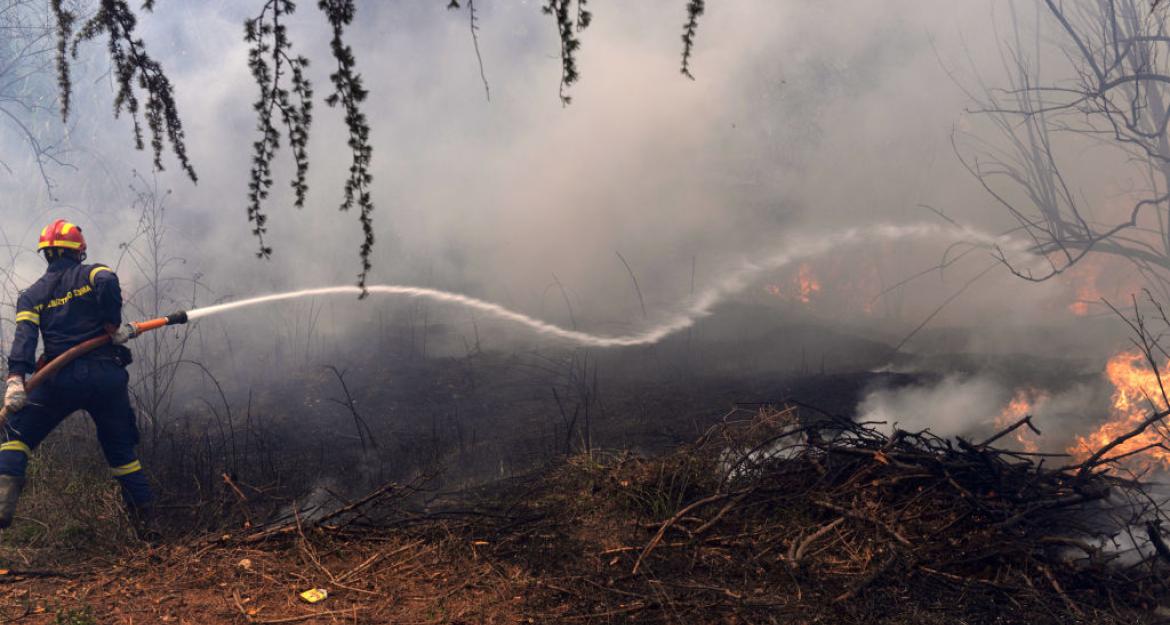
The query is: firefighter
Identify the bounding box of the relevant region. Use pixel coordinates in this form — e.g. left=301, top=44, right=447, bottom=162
left=0, top=219, right=153, bottom=537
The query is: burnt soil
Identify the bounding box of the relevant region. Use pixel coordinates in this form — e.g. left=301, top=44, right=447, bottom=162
left=0, top=314, right=1133, bottom=624
left=3, top=407, right=1168, bottom=625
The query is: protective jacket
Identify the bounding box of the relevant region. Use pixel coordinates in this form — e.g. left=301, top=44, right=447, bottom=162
left=8, top=257, right=126, bottom=376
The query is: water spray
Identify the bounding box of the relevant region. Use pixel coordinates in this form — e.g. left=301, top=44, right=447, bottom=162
left=179, top=222, right=1031, bottom=348
left=0, top=221, right=1030, bottom=429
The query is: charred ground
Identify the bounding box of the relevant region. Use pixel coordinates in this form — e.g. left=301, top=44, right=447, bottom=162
left=0, top=309, right=1157, bottom=624
left=2, top=406, right=1166, bottom=624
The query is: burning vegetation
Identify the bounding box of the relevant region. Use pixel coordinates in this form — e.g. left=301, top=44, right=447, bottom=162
left=995, top=388, right=1046, bottom=454
left=1069, top=350, right=1170, bottom=473
left=765, top=262, right=823, bottom=304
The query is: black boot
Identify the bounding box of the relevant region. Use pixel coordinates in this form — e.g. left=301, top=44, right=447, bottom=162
left=0, top=475, right=25, bottom=529
left=127, top=503, right=162, bottom=543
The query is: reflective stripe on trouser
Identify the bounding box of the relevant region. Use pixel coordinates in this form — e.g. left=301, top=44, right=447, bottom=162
left=0, top=441, right=30, bottom=454
left=110, top=459, right=152, bottom=507
left=0, top=442, right=30, bottom=477
left=111, top=460, right=142, bottom=477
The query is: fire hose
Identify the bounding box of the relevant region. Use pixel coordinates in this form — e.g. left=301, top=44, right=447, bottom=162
left=0, top=311, right=188, bottom=429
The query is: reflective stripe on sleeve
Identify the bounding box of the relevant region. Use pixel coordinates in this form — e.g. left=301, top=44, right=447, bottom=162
left=110, top=460, right=142, bottom=477
left=14, top=311, right=39, bottom=325
left=0, top=441, right=31, bottom=455
left=88, top=266, right=112, bottom=285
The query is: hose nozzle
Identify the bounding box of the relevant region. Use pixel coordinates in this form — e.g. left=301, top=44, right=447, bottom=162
left=131, top=310, right=189, bottom=335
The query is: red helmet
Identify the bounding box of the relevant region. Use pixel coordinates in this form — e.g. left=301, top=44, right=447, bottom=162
left=37, top=219, right=86, bottom=254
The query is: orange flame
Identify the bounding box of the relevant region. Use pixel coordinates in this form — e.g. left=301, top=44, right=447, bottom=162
left=1065, top=262, right=1102, bottom=316
left=995, top=389, right=1046, bottom=453
left=763, top=263, right=822, bottom=304
left=795, top=264, right=822, bottom=304
left=1062, top=257, right=1144, bottom=317
left=1070, top=350, right=1170, bottom=470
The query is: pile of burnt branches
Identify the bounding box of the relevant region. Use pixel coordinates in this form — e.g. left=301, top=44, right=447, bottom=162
left=196, top=405, right=1170, bottom=623
left=492, top=407, right=1170, bottom=623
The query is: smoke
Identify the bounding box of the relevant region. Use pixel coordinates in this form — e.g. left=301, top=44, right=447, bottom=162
left=0, top=1, right=1145, bottom=425
left=859, top=375, right=1008, bottom=437
left=0, top=1, right=1052, bottom=329
left=858, top=371, right=1107, bottom=448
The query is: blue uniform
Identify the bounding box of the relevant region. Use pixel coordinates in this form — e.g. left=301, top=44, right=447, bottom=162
left=0, top=257, right=152, bottom=508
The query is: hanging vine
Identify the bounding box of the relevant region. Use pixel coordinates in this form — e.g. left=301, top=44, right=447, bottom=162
left=47, top=0, right=708, bottom=290
left=319, top=0, right=375, bottom=292
left=244, top=0, right=314, bottom=259
left=681, top=0, right=705, bottom=79
left=59, top=0, right=197, bottom=182
left=542, top=0, right=590, bottom=105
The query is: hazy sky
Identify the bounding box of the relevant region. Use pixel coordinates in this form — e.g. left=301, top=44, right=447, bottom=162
left=0, top=0, right=1128, bottom=353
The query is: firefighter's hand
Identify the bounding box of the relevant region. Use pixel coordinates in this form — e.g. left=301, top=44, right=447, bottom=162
left=4, top=376, right=26, bottom=412
left=111, top=323, right=137, bottom=345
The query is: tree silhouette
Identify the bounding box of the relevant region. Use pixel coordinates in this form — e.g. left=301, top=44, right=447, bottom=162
left=964, top=0, right=1170, bottom=300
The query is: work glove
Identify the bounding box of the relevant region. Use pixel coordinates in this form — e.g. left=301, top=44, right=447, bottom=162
left=111, top=323, right=137, bottom=346
left=4, top=376, right=26, bottom=412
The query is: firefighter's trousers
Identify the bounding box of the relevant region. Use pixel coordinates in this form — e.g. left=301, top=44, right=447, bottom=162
left=0, top=358, right=152, bottom=508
